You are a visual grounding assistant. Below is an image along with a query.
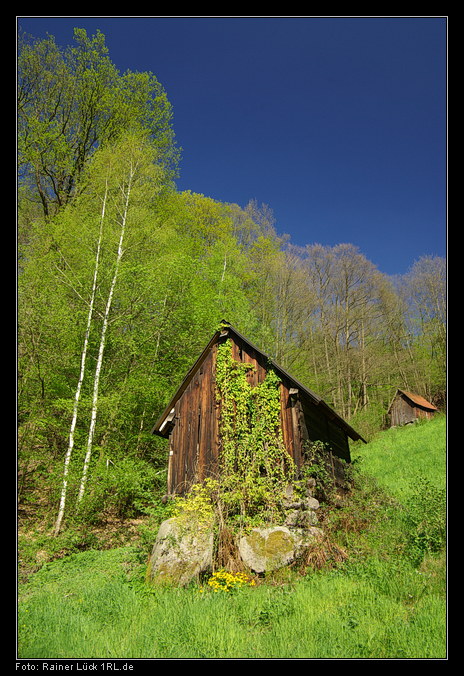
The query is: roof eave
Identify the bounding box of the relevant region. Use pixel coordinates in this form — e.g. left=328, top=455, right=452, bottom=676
left=151, top=328, right=224, bottom=436
left=152, top=322, right=367, bottom=444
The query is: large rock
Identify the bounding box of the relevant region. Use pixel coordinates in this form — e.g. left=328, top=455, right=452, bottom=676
left=238, top=526, right=323, bottom=573
left=147, top=515, right=214, bottom=586
left=283, top=493, right=320, bottom=528
left=284, top=508, right=319, bottom=528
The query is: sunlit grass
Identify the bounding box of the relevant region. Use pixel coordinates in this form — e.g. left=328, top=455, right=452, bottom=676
left=351, top=414, right=446, bottom=501
left=18, top=546, right=446, bottom=659
left=18, top=417, right=447, bottom=660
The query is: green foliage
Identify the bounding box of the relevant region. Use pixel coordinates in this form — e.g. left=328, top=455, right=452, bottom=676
left=214, top=340, right=295, bottom=524
left=310, top=420, right=447, bottom=597
left=18, top=417, right=447, bottom=659
left=136, top=500, right=177, bottom=554
left=18, top=27, right=179, bottom=219
left=349, top=400, right=389, bottom=442
left=75, top=456, right=161, bottom=523
left=335, top=419, right=447, bottom=575
left=299, top=440, right=337, bottom=503
left=402, top=477, right=446, bottom=566
left=351, top=415, right=446, bottom=501
left=171, top=479, right=217, bottom=528
left=17, top=23, right=446, bottom=565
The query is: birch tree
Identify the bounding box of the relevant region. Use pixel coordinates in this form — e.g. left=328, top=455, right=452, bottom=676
left=75, top=132, right=163, bottom=504
left=41, top=131, right=166, bottom=529
left=53, top=183, right=108, bottom=535
left=76, top=169, right=132, bottom=502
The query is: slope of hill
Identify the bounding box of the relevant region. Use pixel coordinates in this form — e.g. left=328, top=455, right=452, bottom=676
left=17, top=415, right=447, bottom=659
left=351, top=414, right=446, bottom=501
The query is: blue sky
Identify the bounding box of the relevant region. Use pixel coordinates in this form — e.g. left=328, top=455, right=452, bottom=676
left=18, top=16, right=447, bottom=276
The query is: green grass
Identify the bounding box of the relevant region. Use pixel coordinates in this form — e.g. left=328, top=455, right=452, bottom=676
left=18, top=547, right=446, bottom=659
left=351, top=414, right=446, bottom=501
left=18, top=415, right=447, bottom=660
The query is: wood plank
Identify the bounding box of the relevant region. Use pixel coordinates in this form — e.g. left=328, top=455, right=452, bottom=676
left=210, top=344, right=220, bottom=476
left=198, top=350, right=213, bottom=482
left=327, top=418, right=350, bottom=461
left=279, top=382, right=293, bottom=462
left=169, top=398, right=183, bottom=493
left=290, top=397, right=303, bottom=469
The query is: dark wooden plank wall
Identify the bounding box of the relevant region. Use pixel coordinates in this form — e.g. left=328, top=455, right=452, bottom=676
left=231, top=336, right=268, bottom=386
left=280, top=377, right=304, bottom=469
left=326, top=418, right=350, bottom=462
left=300, top=398, right=350, bottom=462
left=168, top=345, right=220, bottom=494
left=231, top=334, right=349, bottom=465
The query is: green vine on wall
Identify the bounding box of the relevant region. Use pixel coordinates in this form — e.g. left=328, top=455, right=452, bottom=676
left=215, top=339, right=295, bottom=522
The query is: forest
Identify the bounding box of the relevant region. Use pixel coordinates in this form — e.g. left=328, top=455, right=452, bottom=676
left=17, top=28, right=446, bottom=536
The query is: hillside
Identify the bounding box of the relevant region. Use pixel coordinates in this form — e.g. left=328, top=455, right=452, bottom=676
left=17, top=25, right=446, bottom=660
left=351, top=414, right=446, bottom=499
left=17, top=416, right=447, bottom=660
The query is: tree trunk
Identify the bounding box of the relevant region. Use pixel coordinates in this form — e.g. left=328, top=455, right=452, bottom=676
left=77, top=168, right=134, bottom=503
left=53, top=184, right=108, bottom=535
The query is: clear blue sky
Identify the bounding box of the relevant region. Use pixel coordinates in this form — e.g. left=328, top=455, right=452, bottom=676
left=18, top=16, right=447, bottom=276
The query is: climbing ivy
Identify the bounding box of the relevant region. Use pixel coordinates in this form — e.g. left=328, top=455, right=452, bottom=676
left=215, top=339, right=295, bottom=523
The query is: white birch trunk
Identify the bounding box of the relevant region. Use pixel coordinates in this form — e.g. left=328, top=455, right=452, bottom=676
left=53, top=185, right=108, bottom=536
left=77, top=167, right=134, bottom=503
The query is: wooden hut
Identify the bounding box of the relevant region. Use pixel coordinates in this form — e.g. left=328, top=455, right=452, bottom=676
left=153, top=322, right=366, bottom=495
left=387, top=389, right=438, bottom=427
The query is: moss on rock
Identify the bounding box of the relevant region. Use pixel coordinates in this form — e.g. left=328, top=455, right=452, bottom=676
left=239, top=526, right=323, bottom=573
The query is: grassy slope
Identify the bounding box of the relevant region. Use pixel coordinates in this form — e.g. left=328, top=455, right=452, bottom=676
left=351, top=414, right=446, bottom=501
left=17, top=416, right=447, bottom=660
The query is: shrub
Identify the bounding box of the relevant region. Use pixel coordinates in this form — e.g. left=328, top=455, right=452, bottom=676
left=76, top=456, right=160, bottom=524
left=403, top=476, right=446, bottom=565
left=171, top=479, right=217, bottom=528
left=299, top=440, right=337, bottom=503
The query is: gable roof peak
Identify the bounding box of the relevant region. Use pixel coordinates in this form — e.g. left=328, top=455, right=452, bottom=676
left=153, top=322, right=366, bottom=444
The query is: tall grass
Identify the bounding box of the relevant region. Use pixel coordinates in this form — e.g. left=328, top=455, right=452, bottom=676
left=18, top=547, right=446, bottom=659
left=18, top=416, right=447, bottom=660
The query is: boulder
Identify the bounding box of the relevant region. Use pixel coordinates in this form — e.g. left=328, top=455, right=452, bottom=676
left=283, top=493, right=320, bottom=528
left=147, top=515, right=214, bottom=586
left=283, top=483, right=318, bottom=508
left=238, top=525, right=323, bottom=573
left=284, top=508, right=319, bottom=528
left=147, top=481, right=326, bottom=583
left=305, top=497, right=320, bottom=511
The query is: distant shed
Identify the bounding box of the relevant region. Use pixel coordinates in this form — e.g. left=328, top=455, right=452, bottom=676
left=152, top=322, right=366, bottom=496
left=388, top=389, right=438, bottom=427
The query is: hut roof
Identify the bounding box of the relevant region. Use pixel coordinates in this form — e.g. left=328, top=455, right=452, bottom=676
left=152, top=322, right=367, bottom=443
left=388, top=389, right=438, bottom=413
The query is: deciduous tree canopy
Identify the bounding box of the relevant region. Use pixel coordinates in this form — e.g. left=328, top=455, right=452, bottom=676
left=18, top=28, right=179, bottom=219
left=17, top=28, right=446, bottom=533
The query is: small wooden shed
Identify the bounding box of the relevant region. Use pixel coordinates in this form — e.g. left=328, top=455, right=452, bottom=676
left=387, top=389, right=438, bottom=427
left=153, top=322, right=366, bottom=495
